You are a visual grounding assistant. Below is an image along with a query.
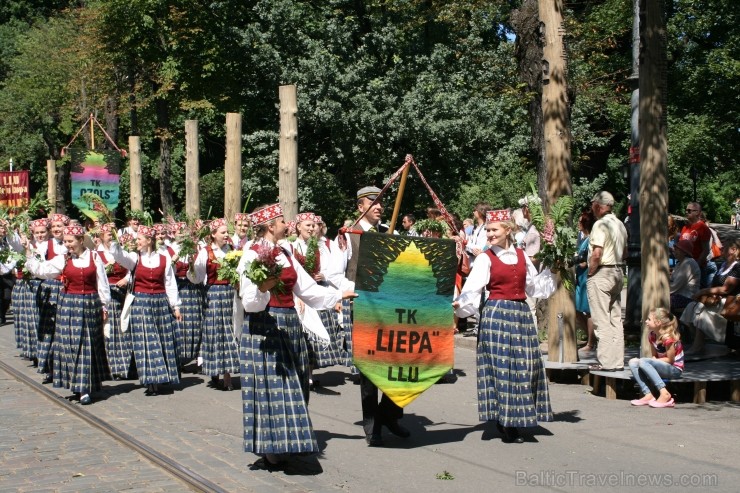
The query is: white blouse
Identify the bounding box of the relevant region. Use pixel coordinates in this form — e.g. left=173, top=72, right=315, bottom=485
left=26, top=249, right=111, bottom=307
left=188, top=243, right=230, bottom=285
left=454, top=245, right=556, bottom=318
left=109, top=244, right=181, bottom=308
left=237, top=240, right=342, bottom=313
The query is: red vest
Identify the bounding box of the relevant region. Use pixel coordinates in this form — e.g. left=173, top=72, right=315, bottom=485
left=250, top=244, right=297, bottom=308
left=166, top=246, right=190, bottom=278
left=98, top=251, right=128, bottom=285
left=206, top=246, right=230, bottom=285
left=63, top=252, right=98, bottom=295
left=486, top=248, right=527, bottom=302
left=133, top=254, right=167, bottom=294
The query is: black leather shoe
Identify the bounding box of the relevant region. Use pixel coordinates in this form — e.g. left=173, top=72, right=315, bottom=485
left=384, top=420, right=410, bottom=438
left=365, top=433, right=384, bottom=447
left=502, top=426, right=523, bottom=444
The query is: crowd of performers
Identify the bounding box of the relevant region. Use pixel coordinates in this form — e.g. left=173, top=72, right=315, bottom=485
left=5, top=187, right=555, bottom=469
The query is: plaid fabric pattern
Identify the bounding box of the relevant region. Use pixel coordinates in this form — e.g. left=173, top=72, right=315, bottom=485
left=104, top=286, right=134, bottom=378
left=12, top=281, right=27, bottom=352
left=477, top=299, right=553, bottom=428
left=130, top=293, right=180, bottom=385
left=307, top=309, right=345, bottom=368
left=339, top=298, right=353, bottom=366
left=36, top=279, right=63, bottom=374
left=54, top=293, right=111, bottom=394
left=240, top=308, right=318, bottom=454
left=201, top=284, right=239, bottom=376
left=21, top=280, right=42, bottom=359
left=174, top=278, right=206, bottom=363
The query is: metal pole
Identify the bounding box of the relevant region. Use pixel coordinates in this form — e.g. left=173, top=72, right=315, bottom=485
left=558, top=312, right=564, bottom=363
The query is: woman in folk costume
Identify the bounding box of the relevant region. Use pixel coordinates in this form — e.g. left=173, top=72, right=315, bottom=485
left=15, top=219, right=49, bottom=364
left=232, top=213, right=252, bottom=250
left=163, top=222, right=206, bottom=370
left=237, top=204, right=356, bottom=469
left=110, top=224, right=182, bottom=396
left=97, top=223, right=134, bottom=380
left=33, top=213, right=70, bottom=383
left=188, top=218, right=240, bottom=391
left=292, top=212, right=345, bottom=378
left=453, top=209, right=556, bottom=444
left=25, top=224, right=111, bottom=404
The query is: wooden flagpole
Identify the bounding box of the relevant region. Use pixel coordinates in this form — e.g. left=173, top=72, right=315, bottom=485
left=388, top=160, right=410, bottom=233
left=89, top=113, right=95, bottom=149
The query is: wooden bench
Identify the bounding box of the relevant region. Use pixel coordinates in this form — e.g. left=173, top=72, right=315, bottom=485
left=589, top=356, right=740, bottom=403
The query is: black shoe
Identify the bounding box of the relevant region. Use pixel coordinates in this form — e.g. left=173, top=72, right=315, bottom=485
left=249, top=457, right=284, bottom=471
left=365, top=433, right=384, bottom=447
left=42, top=374, right=52, bottom=384
left=384, top=420, right=410, bottom=438
left=502, top=427, right=523, bottom=444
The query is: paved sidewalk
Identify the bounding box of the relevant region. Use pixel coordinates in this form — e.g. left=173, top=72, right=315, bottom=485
left=1, top=322, right=739, bottom=492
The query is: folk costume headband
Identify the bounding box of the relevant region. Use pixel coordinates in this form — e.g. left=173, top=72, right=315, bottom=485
left=50, top=214, right=70, bottom=225
left=295, top=212, right=316, bottom=223
left=486, top=209, right=511, bottom=223
left=250, top=203, right=283, bottom=226
left=63, top=225, right=84, bottom=236
left=138, top=225, right=155, bottom=238
left=234, top=213, right=249, bottom=222
left=209, top=218, right=227, bottom=234
left=31, top=218, right=50, bottom=230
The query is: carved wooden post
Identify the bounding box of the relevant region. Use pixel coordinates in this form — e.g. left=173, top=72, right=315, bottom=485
left=128, top=136, right=143, bottom=211
left=46, top=160, right=57, bottom=212
left=279, top=85, right=298, bottom=221
left=185, top=120, right=200, bottom=218
left=540, top=0, right=576, bottom=362
left=639, top=0, right=670, bottom=355
left=224, top=113, right=242, bottom=221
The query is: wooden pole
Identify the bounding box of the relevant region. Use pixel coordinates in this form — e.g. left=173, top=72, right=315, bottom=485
left=224, top=113, right=242, bottom=221
left=185, top=120, right=200, bottom=219
left=90, top=114, right=95, bottom=150
left=128, top=136, right=143, bottom=211
left=46, top=160, right=57, bottom=211
left=279, top=85, right=298, bottom=221
left=539, top=0, right=576, bottom=362
left=639, top=0, right=670, bottom=356
left=388, top=163, right=411, bottom=233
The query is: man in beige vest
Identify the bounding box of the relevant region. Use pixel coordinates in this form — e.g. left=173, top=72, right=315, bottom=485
left=587, top=191, right=628, bottom=371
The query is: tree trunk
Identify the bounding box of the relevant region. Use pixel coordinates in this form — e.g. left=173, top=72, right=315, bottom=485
left=103, top=95, right=119, bottom=150
left=511, top=0, right=546, bottom=202
left=539, top=0, right=576, bottom=363
left=156, top=96, right=174, bottom=215
left=639, top=0, right=670, bottom=355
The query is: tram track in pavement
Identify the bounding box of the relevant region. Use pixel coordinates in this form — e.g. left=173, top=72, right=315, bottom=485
left=0, top=358, right=228, bottom=493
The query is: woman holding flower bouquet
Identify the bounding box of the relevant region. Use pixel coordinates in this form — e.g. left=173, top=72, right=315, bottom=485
left=188, top=219, right=240, bottom=391
left=453, top=209, right=556, bottom=444
left=110, top=225, right=182, bottom=396
left=15, top=219, right=49, bottom=364
left=97, top=223, right=134, bottom=380
left=24, top=224, right=111, bottom=405
left=292, top=212, right=345, bottom=379
left=238, top=204, right=356, bottom=469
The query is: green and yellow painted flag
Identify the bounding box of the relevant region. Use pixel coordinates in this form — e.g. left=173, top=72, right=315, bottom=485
left=352, top=233, right=457, bottom=408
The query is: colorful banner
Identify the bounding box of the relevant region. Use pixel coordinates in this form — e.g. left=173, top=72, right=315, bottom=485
left=0, top=171, right=30, bottom=209
left=352, top=233, right=458, bottom=408
left=70, top=149, right=121, bottom=216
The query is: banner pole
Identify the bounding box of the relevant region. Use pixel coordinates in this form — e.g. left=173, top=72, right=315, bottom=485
left=388, top=160, right=411, bottom=233
left=89, top=113, right=95, bottom=149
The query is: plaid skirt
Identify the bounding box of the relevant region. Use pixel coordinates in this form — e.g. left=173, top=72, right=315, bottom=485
left=20, top=280, right=42, bottom=359
left=54, top=293, right=110, bottom=394
left=240, top=307, right=317, bottom=455
left=105, top=286, right=134, bottom=378
left=130, top=292, right=180, bottom=385
left=307, top=309, right=345, bottom=368
left=201, top=284, right=239, bottom=376
left=36, top=279, right=63, bottom=374
left=339, top=298, right=353, bottom=366
left=175, top=277, right=205, bottom=363
left=477, top=299, right=553, bottom=428
left=12, top=281, right=27, bottom=353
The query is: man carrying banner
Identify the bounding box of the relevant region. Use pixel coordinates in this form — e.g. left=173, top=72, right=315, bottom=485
left=344, top=186, right=410, bottom=447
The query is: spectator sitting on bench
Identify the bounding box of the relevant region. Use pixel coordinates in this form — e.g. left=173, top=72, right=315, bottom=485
left=629, top=308, right=684, bottom=408
left=681, top=239, right=740, bottom=355
left=670, top=239, right=700, bottom=316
